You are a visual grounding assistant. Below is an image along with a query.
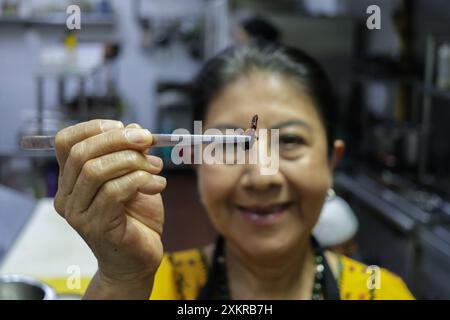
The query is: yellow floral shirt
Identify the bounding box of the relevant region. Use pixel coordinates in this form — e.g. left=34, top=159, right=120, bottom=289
left=41, top=248, right=414, bottom=300
left=149, top=248, right=414, bottom=300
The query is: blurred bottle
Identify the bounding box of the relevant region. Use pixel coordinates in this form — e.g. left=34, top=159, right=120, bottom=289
left=98, top=0, right=112, bottom=14
left=17, top=0, right=31, bottom=18
left=64, top=32, right=78, bottom=69
left=2, top=0, right=18, bottom=16
left=437, top=43, right=450, bottom=91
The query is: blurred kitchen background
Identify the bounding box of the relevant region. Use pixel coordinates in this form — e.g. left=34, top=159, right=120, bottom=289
left=0, top=0, right=449, bottom=299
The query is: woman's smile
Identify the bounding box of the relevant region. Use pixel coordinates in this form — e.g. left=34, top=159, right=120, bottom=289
left=234, top=202, right=293, bottom=226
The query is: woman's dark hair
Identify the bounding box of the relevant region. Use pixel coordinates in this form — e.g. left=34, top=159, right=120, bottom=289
left=192, top=44, right=338, bottom=156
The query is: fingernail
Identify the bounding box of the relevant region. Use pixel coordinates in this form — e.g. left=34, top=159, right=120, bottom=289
left=127, top=123, right=141, bottom=129
left=153, top=175, right=166, bottom=186
left=101, top=120, right=123, bottom=132
left=125, top=129, right=152, bottom=144
left=147, top=156, right=163, bottom=168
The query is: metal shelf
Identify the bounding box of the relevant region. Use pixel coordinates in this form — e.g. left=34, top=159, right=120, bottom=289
left=350, top=73, right=419, bottom=85
left=0, top=146, right=55, bottom=159
left=419, top=85, right=450, bottom=101
left=0, top=13, right=115, bottom=28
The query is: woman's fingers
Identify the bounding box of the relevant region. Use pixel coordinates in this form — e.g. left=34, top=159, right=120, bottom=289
left=59, top=128, right=154, bottom=196
left=88, top=170, right=166, bottom=230
left=65, top=170, right=166, bottom=233
left=125, top=193, right=165, bottom=236
left=69, top=150, right=163, bottom=213
left=126, top=123, right=150, bottom=154
left=55, top=119, right=124, bottom=170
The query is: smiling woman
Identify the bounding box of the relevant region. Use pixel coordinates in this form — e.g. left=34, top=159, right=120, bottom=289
left=52, top=44, right=414, bottom=300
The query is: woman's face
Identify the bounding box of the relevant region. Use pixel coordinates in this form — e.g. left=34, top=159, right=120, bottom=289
left=197, top=70, right=336, bottom=260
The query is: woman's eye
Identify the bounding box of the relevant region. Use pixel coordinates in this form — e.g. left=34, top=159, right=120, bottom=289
left=280, top=134, right=306, bottom=147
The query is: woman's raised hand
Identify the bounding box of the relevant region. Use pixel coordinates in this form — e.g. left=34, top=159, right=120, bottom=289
left=53, top=119, right=166, bottom=298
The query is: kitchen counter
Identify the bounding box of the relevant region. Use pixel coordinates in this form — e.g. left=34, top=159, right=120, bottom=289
left=0, top=198, right=96, bottom=295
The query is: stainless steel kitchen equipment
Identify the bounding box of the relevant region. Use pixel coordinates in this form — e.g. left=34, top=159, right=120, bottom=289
left=335, top=170, right=450, bottom=299
left=0, top=275, right=56, bottom=300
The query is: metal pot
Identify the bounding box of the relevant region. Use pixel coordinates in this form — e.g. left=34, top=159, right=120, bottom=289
left=0, top=275, right=57, bottom=300
left=401, top=127, right=420, bottom=168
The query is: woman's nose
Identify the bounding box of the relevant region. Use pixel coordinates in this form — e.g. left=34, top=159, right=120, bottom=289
left=240, top=162, right=284, bottom=192
left=239, top=129, right=283, bottom=192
